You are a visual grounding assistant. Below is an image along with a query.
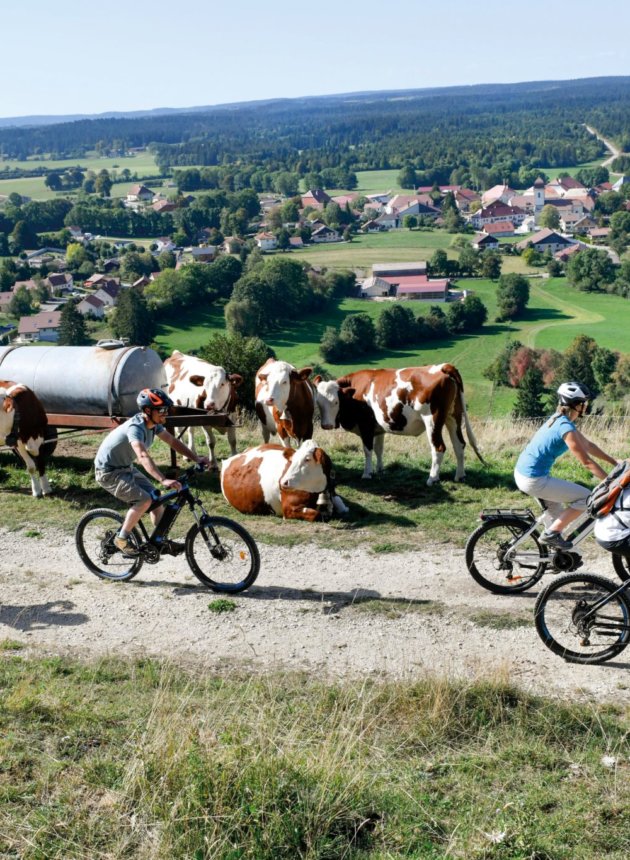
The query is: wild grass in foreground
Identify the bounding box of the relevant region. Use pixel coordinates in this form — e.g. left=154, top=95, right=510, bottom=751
left=2, top=415, right=629, bottom=552
left=0, top=655, right=628, bottom=859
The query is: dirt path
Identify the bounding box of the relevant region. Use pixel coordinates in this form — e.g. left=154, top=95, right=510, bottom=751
left=1, top=528, right=628, bottom=703
left=585, top=124, right=624, bottom=172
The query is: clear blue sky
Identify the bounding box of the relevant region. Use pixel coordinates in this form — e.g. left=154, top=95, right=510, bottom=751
left=2, top=0, right=628, bottom=118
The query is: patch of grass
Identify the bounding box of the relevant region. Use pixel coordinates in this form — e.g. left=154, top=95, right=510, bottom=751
left=23, top=529, right=42, bottom=538
left=0, top=638, right=25, bottom=651
left=352, top=597, right=446, bottom=619
left=0, top=656, right=628, bottom=858
left=468, top=609, right=532, bottom=630
left=208, top=598, right=237, bottom=613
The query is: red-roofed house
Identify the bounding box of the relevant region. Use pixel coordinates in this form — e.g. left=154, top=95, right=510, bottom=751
left=77, top=294, right=105, bottom=318
left=483, top=221, right=515, bottom=238
left=301, top=188, right=331, bottom=210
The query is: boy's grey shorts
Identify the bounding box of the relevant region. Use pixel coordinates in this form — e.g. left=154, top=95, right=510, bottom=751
left=95, top=466, right=155, bottom=505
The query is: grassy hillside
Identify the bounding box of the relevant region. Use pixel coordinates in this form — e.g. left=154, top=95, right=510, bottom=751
left=154, top=276, right=630, bottom=418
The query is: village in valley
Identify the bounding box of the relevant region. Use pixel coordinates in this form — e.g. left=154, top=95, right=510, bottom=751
left=1, top=164, right=628, bottom=345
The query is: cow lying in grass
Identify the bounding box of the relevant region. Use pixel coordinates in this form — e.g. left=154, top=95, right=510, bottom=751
left=0, top=381, right=57, bottom=497
left=221, top=440, right=348, bottom=522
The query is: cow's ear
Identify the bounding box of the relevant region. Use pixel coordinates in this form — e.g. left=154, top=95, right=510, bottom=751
left=258, top=373, right=268, bottom=383
left=342, top=387, right=356, bottom=398
left=297, top=367, right=313, bottom=380
left=2, top=397, right=13, bottom=413
left=336, top=377, right=351, bottom=388
left=229, top=373, right=244, bottom=387
left=312, top=374, right=322, bottom=385
left=189, top=375, right=204, bottom=387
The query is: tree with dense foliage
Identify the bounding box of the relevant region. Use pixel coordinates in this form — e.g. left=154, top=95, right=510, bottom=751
left=44, top=172, right=62, bottom=191
left=483, top=340, right=525, bottom=386
left=495, top=273, right=530, bottom=321
left=560, top=335, right=599, bottom=394
left=8, top=286, right=33, bottom=318
left=198, top=332, right=274, bottom=413
left=397, top=164, right=417, bottom=189
left=512, top=366, right=546, bottom=419
left=375, top=304, right=417, bottom=348
left=539, top=205, right=561, bottom=230
left=428, top=249, right=448, bottom=277
left=58, top=300, right=89, bottom=345
left=446, top=295, right=488, bottom=333
left=566, top=248, right=616, bottom=292
left=479, top=251, right=502, bottom=280
left=111, top=288, right=156, bottom=345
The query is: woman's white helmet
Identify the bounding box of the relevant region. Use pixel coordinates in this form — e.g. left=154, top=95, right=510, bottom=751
left=557, top=381, right=592, bottom=407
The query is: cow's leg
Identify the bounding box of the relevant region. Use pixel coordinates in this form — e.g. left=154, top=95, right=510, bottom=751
left=374, top=433, right=385, bottom=474
left=421, top=413, right=445, bottom=486
left=17, top=441, right=42, bottom=497
left=446, top=415, right=466, bottom=482
left=202, top=427, right=219, bottom=471
left=226, top=425, right=238, bottom=457
left=184, top=427, right=198, bottom=460
left=35, top=450, right=52, bottom=495
left=280, top=431, right=293, bottom=449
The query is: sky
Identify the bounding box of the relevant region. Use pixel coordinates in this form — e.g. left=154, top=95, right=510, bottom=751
left=1, top=0, right=629, bottom=119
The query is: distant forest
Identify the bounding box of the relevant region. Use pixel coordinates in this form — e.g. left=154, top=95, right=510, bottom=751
left=1, top=77, right=629, bottom=189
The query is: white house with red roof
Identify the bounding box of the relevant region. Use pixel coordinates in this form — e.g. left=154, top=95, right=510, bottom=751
left=471, top=201, right=527, bottom=230
left=255, top=232, right=277, bottom=251
left=481, top=184, right=516, bottom=207
left=300, top=188, right=331, bottom=210
left=77, top=294, right=105, bottom=318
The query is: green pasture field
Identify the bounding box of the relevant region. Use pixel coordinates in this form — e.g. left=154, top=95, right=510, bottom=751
left=0, top=150, right=159, bottom=176
left=291, top=230, right=538, bottom=275
left=154, top=275, right=630, bottom=418
left=0, top=653, right=627, bottom=859
left=1, top=415, right=629, bottom=550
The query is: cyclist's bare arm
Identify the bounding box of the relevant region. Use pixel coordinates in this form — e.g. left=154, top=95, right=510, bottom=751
left=564, top=431, right=609, bottom=480
left=131, top=440, right=181, bottom=490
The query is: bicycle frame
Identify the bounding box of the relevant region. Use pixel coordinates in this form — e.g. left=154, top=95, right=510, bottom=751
left=574, top=578, right=630, bottom=628
left=133, top=471, right=208, bottom=548
left=484, top=505, right=596, bottom=565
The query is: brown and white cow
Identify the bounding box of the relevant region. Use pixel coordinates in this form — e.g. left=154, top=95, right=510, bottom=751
left=221, top=439, right=348, bottom=522
left=164, top=350, right=243, bottom=470
left=255, top=358, right=314, bottom=447
left=314, top=364, right=484, bottom=484
left=0, top=381, right=57, bottom=497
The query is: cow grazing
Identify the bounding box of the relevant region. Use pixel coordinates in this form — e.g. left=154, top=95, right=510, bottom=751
left=164, top=350, right=243, bottom=469
left=221, top=439, right=348, bottom=522
left=255, top=358, right=314, bottom=447
left=0, top=381, right=57, bottom=497
left=314, top=364, right=484, bottom=484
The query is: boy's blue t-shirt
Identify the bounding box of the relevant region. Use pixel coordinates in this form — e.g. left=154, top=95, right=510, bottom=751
left=95, top=413, right=165, bottom=471
left=515, top=413, right=576, bottom=478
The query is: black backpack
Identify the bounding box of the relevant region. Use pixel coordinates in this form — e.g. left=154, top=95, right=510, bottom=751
left=586, top=460, right=630, bottom=520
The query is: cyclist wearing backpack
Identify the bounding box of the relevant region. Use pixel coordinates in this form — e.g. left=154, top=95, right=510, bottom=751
left=94, top=388, right=210, bottom=557
left=514, top=381, right=619, bottom=550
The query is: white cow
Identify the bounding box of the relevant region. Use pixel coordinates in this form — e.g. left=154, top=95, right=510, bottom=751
left=164, top=350, right=242, bottom=469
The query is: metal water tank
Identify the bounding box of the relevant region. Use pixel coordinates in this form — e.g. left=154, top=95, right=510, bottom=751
left=0, top=341, right=166, bottom=416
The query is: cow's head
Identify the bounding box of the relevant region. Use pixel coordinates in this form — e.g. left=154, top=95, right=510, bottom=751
left=257, top=361, right=311, bottom=412
left=280, top=439, right=329, bottom=494
left=313, top=376, right=355, bottom=430
left=188, top=366, right=242, bottom=412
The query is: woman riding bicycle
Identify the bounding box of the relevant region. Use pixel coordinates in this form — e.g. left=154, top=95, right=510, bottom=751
left=514, top=381, right=618, bottom=550
left=94, top=387, right=210, bottom=557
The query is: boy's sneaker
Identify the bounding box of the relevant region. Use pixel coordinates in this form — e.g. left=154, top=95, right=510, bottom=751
left=539, top=530, right=573, bottom=550
left=114, top=535, right=139, bottom=557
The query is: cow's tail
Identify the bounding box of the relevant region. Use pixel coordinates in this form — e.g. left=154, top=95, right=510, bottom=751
left=442, top=364, right=486, bottom=466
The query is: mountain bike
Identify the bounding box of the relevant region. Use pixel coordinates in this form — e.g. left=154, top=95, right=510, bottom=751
left=534, top=573, right=630, bottom=664
left=465, top=502, right=630, bottom=595
left=76, top=464, right=260, bottom=593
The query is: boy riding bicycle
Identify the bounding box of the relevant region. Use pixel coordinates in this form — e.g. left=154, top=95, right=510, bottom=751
left=514, top=381, right=619, bottom=551
left=94, top=388, right=210, bottom=556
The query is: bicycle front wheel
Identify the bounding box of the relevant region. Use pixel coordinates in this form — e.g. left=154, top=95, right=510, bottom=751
left=611, top=553, right=630, bottom=583
left=465, top=517, right=548, bottom=594
left=186, top=516, right=260, bottom=593
left=534, top=573, right=630, bottom=664
left=75, top=508, right=143, bottom=582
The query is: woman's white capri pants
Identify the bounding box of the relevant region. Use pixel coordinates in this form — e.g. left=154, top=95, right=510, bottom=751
left=514, top=470, right=589, bottom=520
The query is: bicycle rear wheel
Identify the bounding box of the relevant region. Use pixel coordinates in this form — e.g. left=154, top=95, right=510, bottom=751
left=186, top=516, right=260, bottom=593
left=465, top=517, right=548, bottom=594
left=75, top=508, right=143, bottom=582
left=534, top=573, right=630, bottom=664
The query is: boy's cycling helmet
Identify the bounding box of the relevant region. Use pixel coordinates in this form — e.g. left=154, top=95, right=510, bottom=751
left=557, top=381, right=592, bottom=407
left=137, top=387, right=173, bottom=411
